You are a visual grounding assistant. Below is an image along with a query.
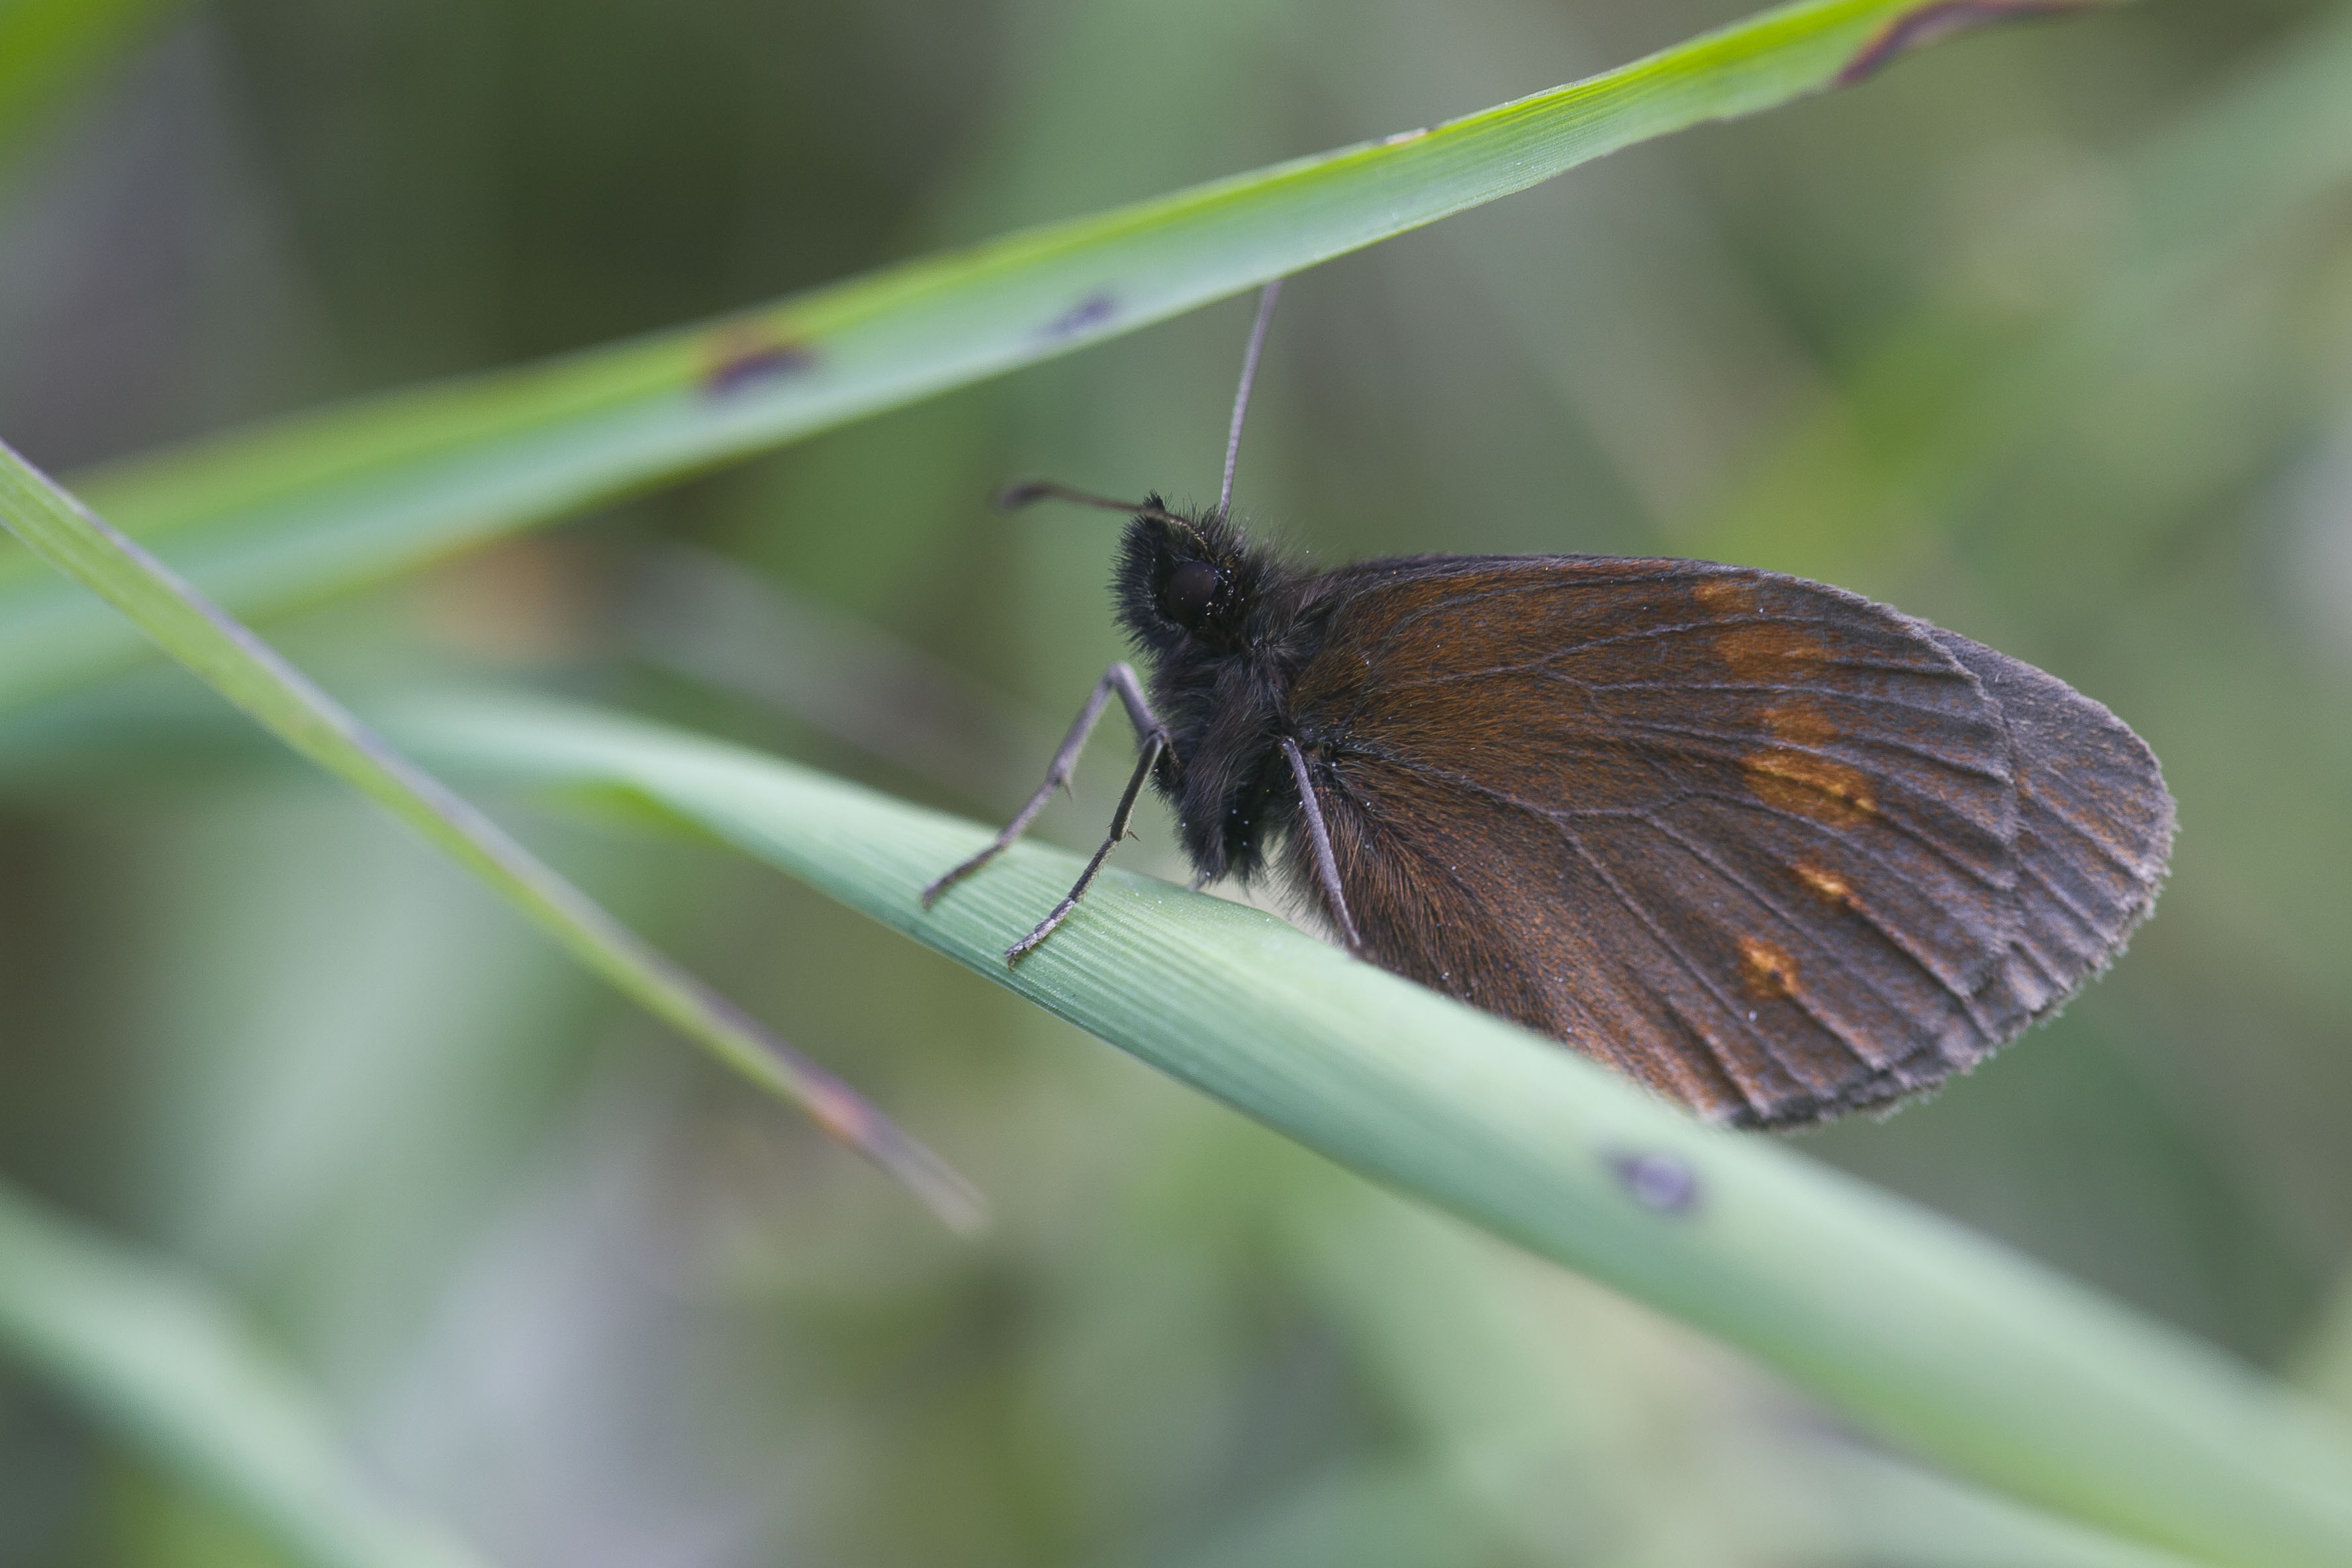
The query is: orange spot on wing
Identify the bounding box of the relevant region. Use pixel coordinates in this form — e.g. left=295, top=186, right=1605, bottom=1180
left=1744, top=749, right=1878, bottom=826
left=1693, top=576, right=1760, bottom=614
left=1715, top=622, right=1824, bottom=680
left=1738, top=936, right=1800, bottom=1001
left=1791, top=860, right=1858, bottom=908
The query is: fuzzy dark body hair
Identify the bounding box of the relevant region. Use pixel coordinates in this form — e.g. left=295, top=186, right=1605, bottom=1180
left=1113, top=499, right=1453, bottom=882
left=1117, top=498, right=1317, bottom=881
left=1109, top=499, right=2175, bottom=1130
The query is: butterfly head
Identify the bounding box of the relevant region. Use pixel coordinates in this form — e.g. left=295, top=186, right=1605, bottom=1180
left=1113, top=498, right=1273, bottom=659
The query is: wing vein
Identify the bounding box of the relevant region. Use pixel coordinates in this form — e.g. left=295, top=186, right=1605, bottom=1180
left=1549, top=821, right=1811, bottom=1110
left=1343, top=743, right=2013, bottom=896
left=1607, top=717, right=2014, bottom=785
left=1636, top=813, right=1988, bottom=1052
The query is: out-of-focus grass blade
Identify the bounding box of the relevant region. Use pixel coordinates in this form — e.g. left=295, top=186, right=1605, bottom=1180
left=0, top=0, right=2129, bottom=711
left=0, top=441, right=982, bottom=1232
left=0, top=0, right=182, bottom=156
left=2296, top=1271, right=2352, bottom=1421
left=1296, top=1188, right=2208, bottom=1565
left=384, top=689, right=2352, bottom=1568
left=1813, top=1446, right=2214, bottom=1567
left=1693, top=5, right=2352, bottom=571
left=0, top=1181, right=489, bottom=1568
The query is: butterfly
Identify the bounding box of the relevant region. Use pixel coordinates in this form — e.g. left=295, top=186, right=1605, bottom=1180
left=924, top=283, right=2175, bottom=1128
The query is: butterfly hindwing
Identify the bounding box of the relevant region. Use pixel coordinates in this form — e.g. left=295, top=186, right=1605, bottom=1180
left=1926, top=629, right=2173, bottom=1027
left=1278, top=556, right=2126, bottom=1127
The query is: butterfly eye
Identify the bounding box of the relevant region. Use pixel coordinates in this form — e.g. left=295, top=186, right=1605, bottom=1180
left=1164, top=561, right=1220, bottom=627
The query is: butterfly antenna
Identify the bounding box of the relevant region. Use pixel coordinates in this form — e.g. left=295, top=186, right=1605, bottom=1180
left=994, top=481, right=1192, bottom=530
left=1219, top=279, right=1282, bottom=516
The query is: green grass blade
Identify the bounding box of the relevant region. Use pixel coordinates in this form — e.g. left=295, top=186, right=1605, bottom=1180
left=1692, top=5, right=2352, bottom=573
left=384, top=689, right=2352, bottom=1568
left=0, top=441, right=982, bottom=1232
left=0, top=0, right=182, bottom=156
left=0, top=0, right=2128, bottom=711
left=0, top=1181, right=490, bottom=1568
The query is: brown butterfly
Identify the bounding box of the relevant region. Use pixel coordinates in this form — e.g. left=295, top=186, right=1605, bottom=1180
left=925, top=283, right=2175, bottom=1128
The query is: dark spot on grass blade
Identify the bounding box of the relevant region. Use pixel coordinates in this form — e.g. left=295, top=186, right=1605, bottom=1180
left=1606, top=1150, right=1703, bottom=1216
left=1038, top=292, right=1117, bottom=340
left=703, top=328, right=818, bottom=397
left=1838, top=2, right=2101, bottom=89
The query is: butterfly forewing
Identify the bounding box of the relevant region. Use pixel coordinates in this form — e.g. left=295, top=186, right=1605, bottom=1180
left=1285, top=557, right=2062, bottom=1127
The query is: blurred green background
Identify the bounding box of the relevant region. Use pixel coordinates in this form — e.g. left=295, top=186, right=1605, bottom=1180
left=3, top=0, right=2351, bottom=1563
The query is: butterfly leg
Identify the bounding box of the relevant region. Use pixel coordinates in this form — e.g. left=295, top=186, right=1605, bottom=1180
left=1005, top=731, right=1166, bottom=964
left=1280, top=737, right=1363, bottom=952
left=921, top=662, right=1168, bottom=914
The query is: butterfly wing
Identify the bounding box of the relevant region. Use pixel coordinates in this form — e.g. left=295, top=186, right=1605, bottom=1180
left=1925, top=628, right=2174, bottom=1029
left=1281, top=556, right=2170, bottom=1127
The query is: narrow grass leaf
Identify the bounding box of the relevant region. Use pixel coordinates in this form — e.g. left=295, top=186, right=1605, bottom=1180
left=0, top=441, right=982, bottom=1231
left=387, top=689, right=2352, bottom=1568
left=1693, top=5, right=2352, bottom=571
left=0, top=0, right=183, bottom=157
left=0, top=1181, right=489, bottom=1568
left=0, top=0, right=2129, bottom=710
